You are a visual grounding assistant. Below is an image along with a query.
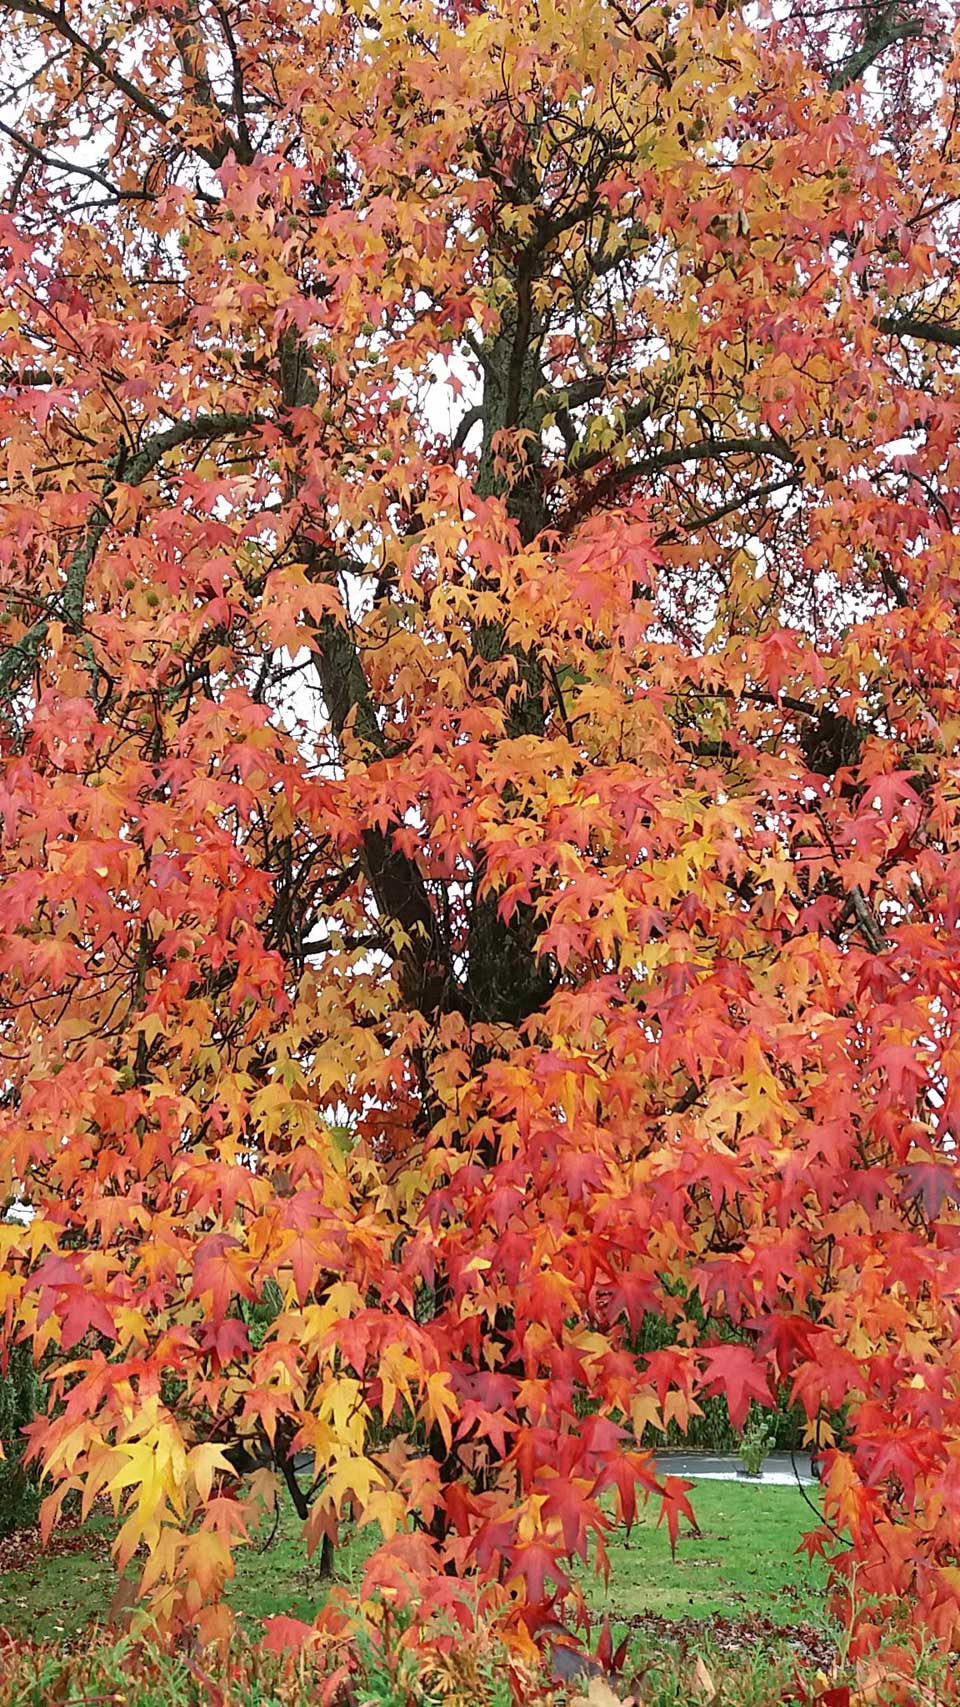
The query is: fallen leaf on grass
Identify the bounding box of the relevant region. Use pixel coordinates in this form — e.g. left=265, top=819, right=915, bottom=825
left=599, top=1609, right=835, bottom=1672
left=692, top=1655, right=717, bottom=1700
left=571, top=1678, right=624, bottom=1707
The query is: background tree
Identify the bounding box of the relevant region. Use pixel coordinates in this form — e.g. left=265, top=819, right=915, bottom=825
left=0, top=0, right=959, bottom=1651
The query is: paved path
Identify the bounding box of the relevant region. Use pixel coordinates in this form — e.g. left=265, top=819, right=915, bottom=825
left=654, top=1451, right=816, bottom=1486
left=290, top=1449, right=816, bottom=1487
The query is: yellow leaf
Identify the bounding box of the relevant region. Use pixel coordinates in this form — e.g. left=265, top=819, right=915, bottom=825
left=422, top=1369, right=458, bottom=1452
left=631, top=1391, right=664, bottom=1437
left=571, top=1680, right=623, bottom=1707
left=325, top=1452, right=385, bottom=1512
left=692, top=1655, right=717, bottom=1700
left=188, top=1442, right=234, bottom=1504
left=362, top=1485, right=407, bottom=1539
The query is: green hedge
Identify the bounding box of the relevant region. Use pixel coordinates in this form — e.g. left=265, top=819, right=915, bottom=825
left=0, top=1343, right=40, bottom=1538
left=632, top=1311, right=807, bottom=1453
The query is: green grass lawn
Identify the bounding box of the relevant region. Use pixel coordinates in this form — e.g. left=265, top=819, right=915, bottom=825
left=0, top=1502, right=371, bottom=1641
left=0, top=1510, right=116, bottom=1641
left=229, top=1503, right=373, bottom=1632
left=600, top=1480, right=828, bottom=1625
left=0, top=1480, right=829, bottom=1644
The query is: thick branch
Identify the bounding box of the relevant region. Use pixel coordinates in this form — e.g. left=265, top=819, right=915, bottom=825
left=302, top=580, right=447, bottom=1008
left=559, top=434, right=798, bottom=528
left=828, top=10, right=924, bottom=90
left=171, top=6, right=251, bottom=167
left=877, top=314, right=960, bottom=350
left=451, top=405, right=482, bottom=453
left=0, top=412, right=262, bottom=705
left=841, top=885, right=890, bottom=954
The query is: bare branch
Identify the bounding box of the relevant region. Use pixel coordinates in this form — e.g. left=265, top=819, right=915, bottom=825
left=0, top=116, right=154, bottom=202
left=558, top=434, right=798, bottom=528
left=656, top=474, right=800, bottom=542
left=841, top=885, right=890, bottom=954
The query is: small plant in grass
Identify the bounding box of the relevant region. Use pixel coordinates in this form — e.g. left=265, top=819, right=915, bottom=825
left=621, top=1646, right=794, bottom=1707
left=738, top=1413, right=777, bottom=1479
left=345, top=1598, right=532, bottom=1707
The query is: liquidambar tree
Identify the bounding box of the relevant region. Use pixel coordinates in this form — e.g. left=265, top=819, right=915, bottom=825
left=0, top=0, right=959, bottom=1650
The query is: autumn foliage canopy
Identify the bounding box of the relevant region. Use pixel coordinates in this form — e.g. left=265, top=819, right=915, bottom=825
left=1, top=0, right=960, bottom=1652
